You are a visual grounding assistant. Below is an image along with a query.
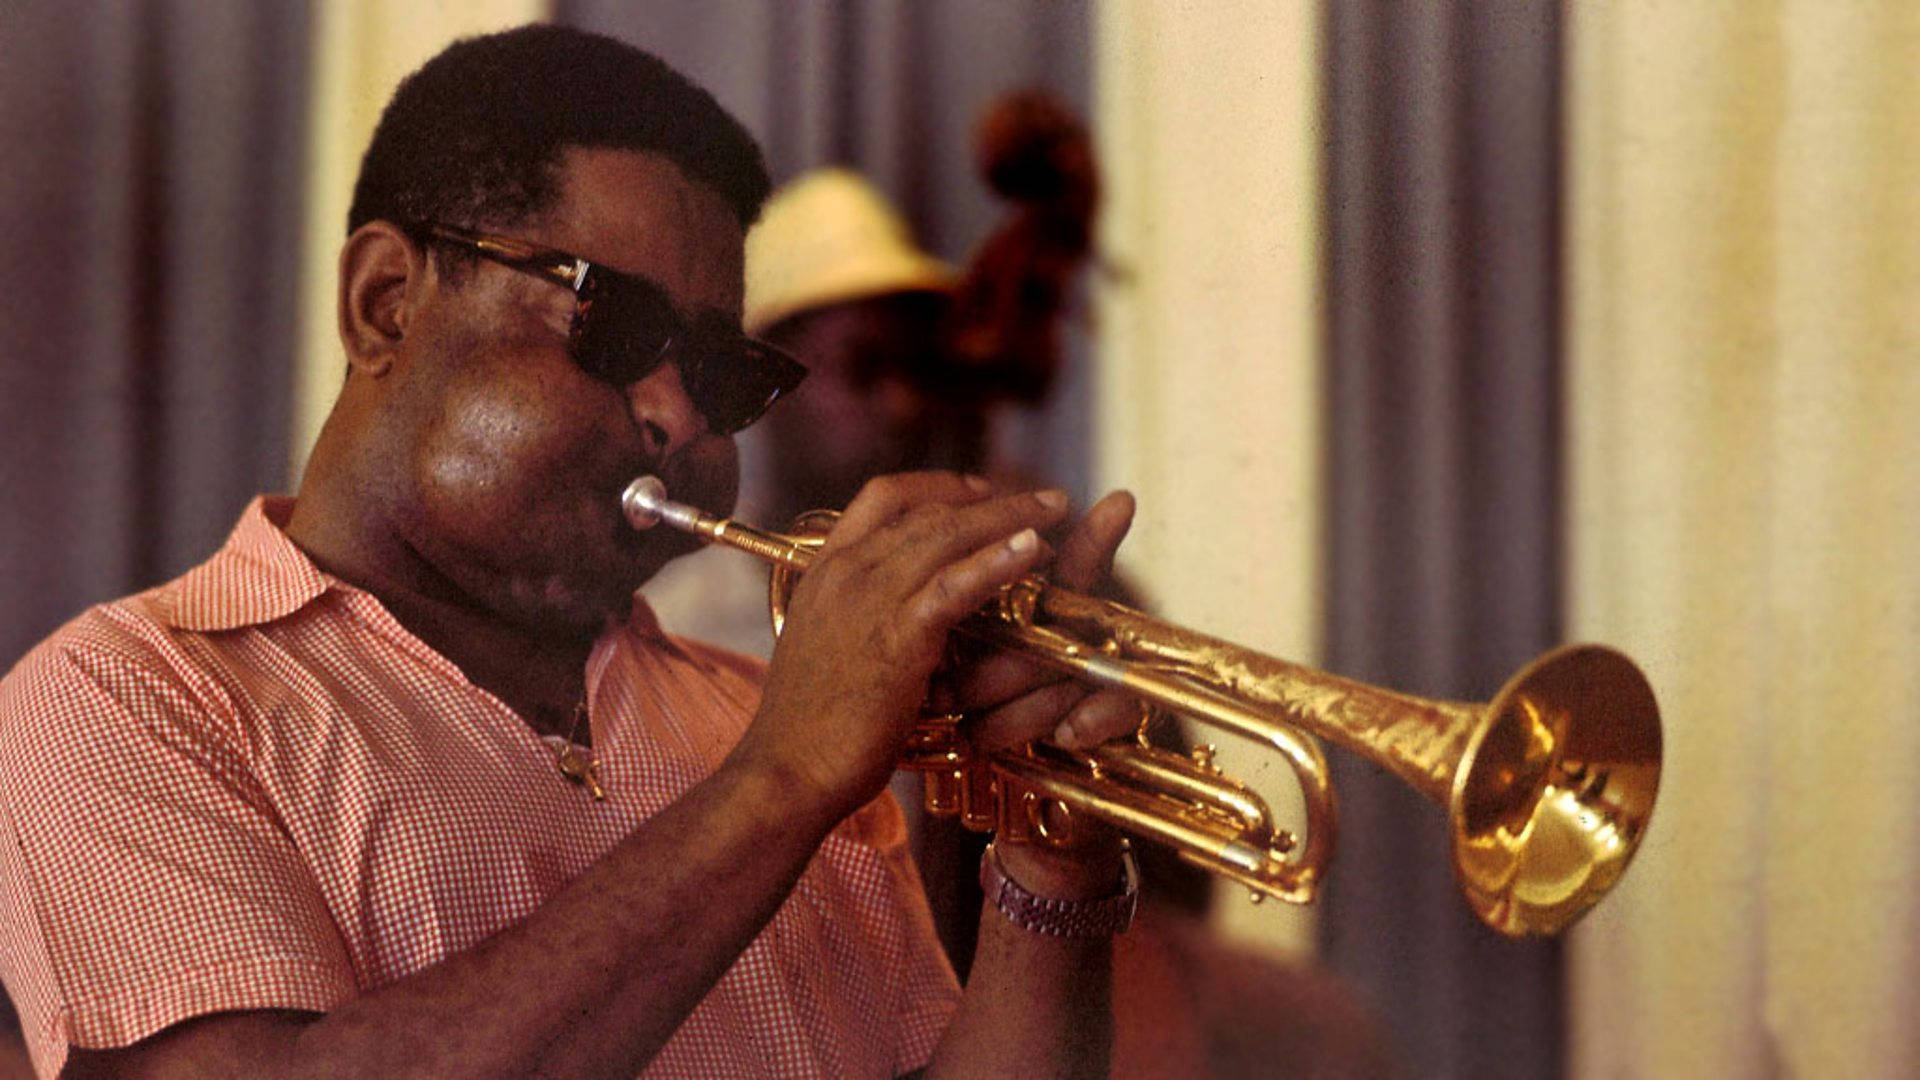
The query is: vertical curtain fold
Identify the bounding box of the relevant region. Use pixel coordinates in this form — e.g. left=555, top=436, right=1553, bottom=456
left=0, top=0, right=311, bottom=667
left=1320, top=2, right=1564, bottom=1076
left=1567, top=3, right=1920, bottom=1076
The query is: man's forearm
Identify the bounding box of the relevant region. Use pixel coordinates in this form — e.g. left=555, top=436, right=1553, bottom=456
left=928, top=909, right=1115, bottom=1080
left=303, top=757, right=836, bottom=1078
left=69, top=756, right=838, bottom=1079
left=925, top=844, right=1123, bottom=1080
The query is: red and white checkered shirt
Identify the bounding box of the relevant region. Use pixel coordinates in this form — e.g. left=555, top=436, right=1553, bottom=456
left=0, top=497, right=960, bottom=1078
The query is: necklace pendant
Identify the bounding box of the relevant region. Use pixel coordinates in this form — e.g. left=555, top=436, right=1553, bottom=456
left=556, top=744, right=607, bottom=801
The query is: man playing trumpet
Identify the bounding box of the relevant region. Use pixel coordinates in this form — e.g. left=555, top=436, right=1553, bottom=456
left=0, top=25, right=1143, bottom=1079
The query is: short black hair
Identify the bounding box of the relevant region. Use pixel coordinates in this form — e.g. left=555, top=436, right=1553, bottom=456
left=348, top=24, right=770, bottom=237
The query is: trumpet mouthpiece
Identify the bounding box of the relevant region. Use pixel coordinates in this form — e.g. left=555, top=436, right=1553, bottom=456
left=621, top=476, right=670, bottom=530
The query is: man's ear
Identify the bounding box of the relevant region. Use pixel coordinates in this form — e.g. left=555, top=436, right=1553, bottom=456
left=338, top=221, right=427, bottom=377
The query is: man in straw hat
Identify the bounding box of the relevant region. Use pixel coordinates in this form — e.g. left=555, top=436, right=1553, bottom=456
left=647, top=167, right=983, bottom=658
left=747, top=169, right=971, bottom=514
left=0, top=26, right=1143, bottom=1078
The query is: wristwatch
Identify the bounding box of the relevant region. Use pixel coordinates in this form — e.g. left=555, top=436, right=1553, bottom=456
left=979, top=841, right=1139, bottom=938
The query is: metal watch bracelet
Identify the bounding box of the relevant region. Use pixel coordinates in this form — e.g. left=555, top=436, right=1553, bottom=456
left=978, top=841, right=1139, bottom=938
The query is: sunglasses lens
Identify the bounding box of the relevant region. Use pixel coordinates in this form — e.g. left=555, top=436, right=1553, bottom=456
left=684, top=337, right=809, bottom=434
left=570, top=270, right=806, bottom=434
left=569, top=279, right=678, bottom=385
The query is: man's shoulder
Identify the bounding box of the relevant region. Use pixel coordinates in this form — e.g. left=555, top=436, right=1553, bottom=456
left=1, top=495, right=330, bottom=714
left=6, top=585, right=184, bottom=682
left=0, top=580, right=232, bottom=742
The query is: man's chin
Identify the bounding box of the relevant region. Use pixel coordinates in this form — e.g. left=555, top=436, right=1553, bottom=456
left=497, top=568, right=641, bottom=641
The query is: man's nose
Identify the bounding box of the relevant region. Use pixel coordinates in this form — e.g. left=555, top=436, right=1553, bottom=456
left=625, top=360, right=710, bottom=457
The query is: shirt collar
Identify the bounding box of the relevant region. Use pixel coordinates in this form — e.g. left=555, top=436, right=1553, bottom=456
left=625, top=593, right=669, bottom=642
left=161, top=496, right=333, bottom=632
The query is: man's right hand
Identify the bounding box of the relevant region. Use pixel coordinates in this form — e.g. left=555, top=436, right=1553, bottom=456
left=730, top=472, right=1075, bottom=823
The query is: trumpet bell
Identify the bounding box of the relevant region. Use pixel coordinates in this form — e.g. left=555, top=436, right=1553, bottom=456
left=1454, top=645, right=1662, bottom=936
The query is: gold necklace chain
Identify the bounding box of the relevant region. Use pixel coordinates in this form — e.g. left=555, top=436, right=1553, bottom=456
left=554, top=699, right=606, bottom=801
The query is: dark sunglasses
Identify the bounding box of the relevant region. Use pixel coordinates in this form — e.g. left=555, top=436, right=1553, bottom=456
left=407, top=221, right=806, bottom=434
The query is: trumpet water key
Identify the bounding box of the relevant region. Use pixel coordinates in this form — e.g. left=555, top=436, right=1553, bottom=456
left=621, top=476, right=1663, bottom=937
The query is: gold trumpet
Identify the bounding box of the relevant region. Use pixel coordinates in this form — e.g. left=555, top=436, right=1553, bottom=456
left=621, top=477, right=1662, bottom=937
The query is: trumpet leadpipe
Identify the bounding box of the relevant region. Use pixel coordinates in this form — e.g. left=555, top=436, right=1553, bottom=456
left=622, top=476, right=815, bottom=570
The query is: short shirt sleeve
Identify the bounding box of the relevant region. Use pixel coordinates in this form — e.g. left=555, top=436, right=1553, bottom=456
left=0, top=628, right=356, bottom=1076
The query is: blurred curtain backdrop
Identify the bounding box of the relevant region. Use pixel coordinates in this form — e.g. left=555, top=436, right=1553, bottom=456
left=0, top=0, right=310, bottom=663
left=1318, top=3, right=1566, bottom=1077
left=0, top=0, right=313, bottom=1053
left=1566, top=3, right=1920, bottom=1077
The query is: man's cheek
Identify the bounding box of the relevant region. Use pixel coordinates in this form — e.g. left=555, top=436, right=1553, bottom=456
left=421, top=381, right=580, bottom=492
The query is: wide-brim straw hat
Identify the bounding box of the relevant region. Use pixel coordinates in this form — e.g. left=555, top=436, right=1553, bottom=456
left=744, top=167, right=954, bottom=336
